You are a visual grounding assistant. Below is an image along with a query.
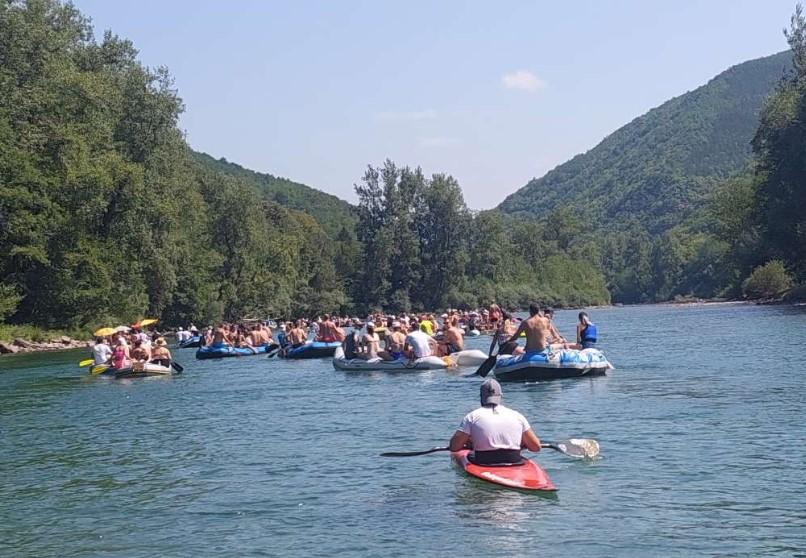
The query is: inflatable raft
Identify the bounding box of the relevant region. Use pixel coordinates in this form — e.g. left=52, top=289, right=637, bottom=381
left=494, top=348, right=612, bottom=382
left=178, top=335, right=201, bottom=349
left=196, top=343, right=275, bottom=360
left=282, top=340, right=341, bottom=359
left=98, top=362, right=176, bottom=379
left=332, top=347, right=487, bottom=371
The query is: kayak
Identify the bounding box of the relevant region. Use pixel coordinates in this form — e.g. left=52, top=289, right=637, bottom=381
left=451, top=449, right=556, bottom=493
left=196, top=342, right=275, bottom=360
left=332, top=347, right=488, bottom=371
left=282, top=340, right=341, bottom=359
left=178, top=335, right=201, bottom=349
left=93, top=362, right=175, bottom=379
left=494, top=348, right=613, bottom=382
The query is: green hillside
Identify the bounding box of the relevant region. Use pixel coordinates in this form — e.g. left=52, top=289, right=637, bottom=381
left=499, top=51, right=792, bottom=233
left=191, top=151, right=356, bottom=238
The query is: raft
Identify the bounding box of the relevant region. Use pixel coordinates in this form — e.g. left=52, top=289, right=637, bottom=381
left=494, top=348, right=613, bottom=382
left=178, top=335, right=201, bottom=349
left=332, top=347, right=487, bottom=371
left=196, top=342, right=275, bottom=360
left=282, top=340, right=341, bottom=359
left=101, top=362, right=175, bottom=379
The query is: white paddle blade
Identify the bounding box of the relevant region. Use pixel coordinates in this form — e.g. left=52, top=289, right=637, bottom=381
left=568, top=438, right=600, bottom=459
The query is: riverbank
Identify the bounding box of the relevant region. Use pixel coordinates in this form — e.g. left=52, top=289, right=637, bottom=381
left=0, top=325, right=91, bottom=355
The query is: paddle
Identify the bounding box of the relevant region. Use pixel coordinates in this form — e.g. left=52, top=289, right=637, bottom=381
left=380, top=438, right=600, bottom=459
left=265, top=343, right=281, bottom=358
left=90, top=363, right=110, bottom=375
left=170, top=361, right=184, bottom=373
left=79, top=359, right=94, bottom=367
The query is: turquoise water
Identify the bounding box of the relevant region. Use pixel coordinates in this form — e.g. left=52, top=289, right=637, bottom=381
left=2, top=303, right=806, bottom=557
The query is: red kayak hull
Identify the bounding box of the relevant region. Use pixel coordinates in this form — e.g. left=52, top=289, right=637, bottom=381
left=451, top=449, right=556, bottom=492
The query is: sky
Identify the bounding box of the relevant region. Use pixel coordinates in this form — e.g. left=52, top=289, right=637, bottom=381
left=74, top=0, right=797, bottom=209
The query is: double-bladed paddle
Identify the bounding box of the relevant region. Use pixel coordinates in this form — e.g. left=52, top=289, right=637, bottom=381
left=79, top=359, right=94, bottom=367
left=380, top=438, right=600, bottom=459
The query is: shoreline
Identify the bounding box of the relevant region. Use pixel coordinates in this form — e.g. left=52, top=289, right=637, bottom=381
left=0, top=336, right=92, bottom=356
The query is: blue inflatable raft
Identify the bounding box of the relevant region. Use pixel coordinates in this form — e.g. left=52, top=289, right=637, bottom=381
left=196, top=342, right=276, bottom=360
left=178, top=335, right=201, bottom=349
left=494, top=348, right=612, bottom=382
left=282, top=340, right=341, bottom=359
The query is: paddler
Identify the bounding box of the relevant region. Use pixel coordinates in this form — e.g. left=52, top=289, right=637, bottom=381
left=504, top=303, right=550, bottom=355
left=150, top=337, right=171, bottom=367
left=448, top=378, right=542, bottom=465
left=92, top=337, right=113, bottom=365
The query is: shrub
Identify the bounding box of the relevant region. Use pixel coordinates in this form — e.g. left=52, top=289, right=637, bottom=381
left=742, top=260, right=794, bottom=299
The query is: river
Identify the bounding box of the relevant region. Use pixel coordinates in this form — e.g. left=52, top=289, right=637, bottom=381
left=1, top=303, right=805, bottom=557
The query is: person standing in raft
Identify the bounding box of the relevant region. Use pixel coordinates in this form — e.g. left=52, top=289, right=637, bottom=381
left=448, top=378, right=542, bottom=465
left=576, top=312, right=597, bottom=349
left=439, top=316, right=465, bottom=356
left=504, top=303, right=550, bottom=355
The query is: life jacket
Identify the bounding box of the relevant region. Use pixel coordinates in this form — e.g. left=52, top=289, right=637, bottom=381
left=581, top=323, right=597, bottom=342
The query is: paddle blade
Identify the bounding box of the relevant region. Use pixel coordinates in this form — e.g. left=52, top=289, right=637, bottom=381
left=78, top=359, right=94, bottom=367
left=475, top=355, right=497, bottom=378
left=90, top=364, right=109, bottom=375
left=545, top=438, right=600, bottom=459
left=380, top=447, right=450, bottom=457
left=170, top=361, right=184, bottom=373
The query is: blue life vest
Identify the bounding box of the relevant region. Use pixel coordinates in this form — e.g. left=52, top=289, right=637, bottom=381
left=581, top=323, right=597, bottom=342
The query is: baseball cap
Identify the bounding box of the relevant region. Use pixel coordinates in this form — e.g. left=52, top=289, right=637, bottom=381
left=480, top=378, right=503, bottom=406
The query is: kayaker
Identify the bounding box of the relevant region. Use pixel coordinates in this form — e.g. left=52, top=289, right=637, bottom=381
left=505, top=303, right=550, bottom=353
left=405, top=323, right=438, bottom=359
left=448, top=378, right=541, bottom=465
left=576, top=312, right=598, bottom=349
left=92, top=337, right=113, bottom=365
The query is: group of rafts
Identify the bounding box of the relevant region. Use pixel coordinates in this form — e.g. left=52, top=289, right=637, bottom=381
left=180, top=331, right=613, bottom=383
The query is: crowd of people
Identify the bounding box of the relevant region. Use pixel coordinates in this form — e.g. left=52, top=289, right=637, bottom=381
left=92, top=327, right=172, bottom=370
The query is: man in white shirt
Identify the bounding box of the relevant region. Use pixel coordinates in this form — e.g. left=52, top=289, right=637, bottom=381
left=405, top=323, right=438, bottom=358
left=92, top=337, right=113, bottom=365
left=448, top=378, right=542, bottom=465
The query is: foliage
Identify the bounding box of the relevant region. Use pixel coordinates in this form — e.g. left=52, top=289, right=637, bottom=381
left=742, top=260, right=794, bottom=299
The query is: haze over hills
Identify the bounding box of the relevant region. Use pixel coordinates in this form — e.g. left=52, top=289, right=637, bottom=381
left=498, top=50, right=793, bottom=232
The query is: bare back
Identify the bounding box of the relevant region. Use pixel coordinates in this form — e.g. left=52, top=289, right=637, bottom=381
left=521, top=315, right=550, bottom=352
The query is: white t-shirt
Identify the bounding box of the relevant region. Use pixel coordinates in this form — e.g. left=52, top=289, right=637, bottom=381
left=92, top=343, right=113, bottom=365
left=405, top=330, right=432, bottom=358
left=458, top=405, right=531, bottom=451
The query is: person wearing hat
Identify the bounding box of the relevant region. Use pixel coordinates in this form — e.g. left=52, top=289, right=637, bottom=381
left=150, top=337, right=172, bottom=367
left=448, top=378, right=542, bottom=465
left=358, top=323, right=381, bottom=360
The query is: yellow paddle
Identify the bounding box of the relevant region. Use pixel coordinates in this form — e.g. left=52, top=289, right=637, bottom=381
left=79, top=359, right=94, bottom=367
left=90, top=364, right=110, bottom=375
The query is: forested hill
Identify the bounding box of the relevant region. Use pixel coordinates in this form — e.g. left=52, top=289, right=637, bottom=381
left=190, top=151, right=356, bottom=238
left=498, top=51, right=792, bottom=232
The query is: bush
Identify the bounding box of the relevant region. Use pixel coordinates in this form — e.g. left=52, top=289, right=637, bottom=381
left=0, top=284, right=21, bottom=322
left=742, top=260, right=794, bottom=299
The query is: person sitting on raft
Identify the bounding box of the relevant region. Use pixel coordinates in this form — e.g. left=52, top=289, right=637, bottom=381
left=504, top=303, right=551, bottom=356
left=288, top=321, right=308, bottom=348
left=92, top=337, right=113, bottom=365
left=379, top=321, right=406, bottom=361
left=131, top=339, right=150, bottom=363
left=543, top=307, right=572, bottom=350
left=211, top=324, right=232, bottom=348
left=357, top=323, right=381, bottom=360
left=150, top=337, right=172, bottom=367
left=490, top=311, right=523, bottom=356
left=405, top=323, right=438, bottom=359
left=449, top=378, right=542, bottom=465
left=439, top=316, right=465, bottom=356
left=575, top=312, right=597, bottom=349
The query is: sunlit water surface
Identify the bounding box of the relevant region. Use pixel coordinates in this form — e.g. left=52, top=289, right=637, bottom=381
left=2, top=303, right=806, bottom=557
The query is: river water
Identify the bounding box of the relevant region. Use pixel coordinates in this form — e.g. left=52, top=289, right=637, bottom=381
left=1, top=303, right=805, bottom=557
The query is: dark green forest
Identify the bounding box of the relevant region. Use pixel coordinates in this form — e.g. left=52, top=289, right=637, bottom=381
left=1, top=0, right=804, bottom=334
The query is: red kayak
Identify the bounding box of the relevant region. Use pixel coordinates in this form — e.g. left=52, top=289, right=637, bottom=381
left=451, top=449, right=556, bottom=493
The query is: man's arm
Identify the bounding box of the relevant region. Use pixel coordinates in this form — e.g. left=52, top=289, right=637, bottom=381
left=506, top=321, right=527, bottom=344
left=449, top=430, right=470, bottom=451
left=521, top=429, right=541, bottom=452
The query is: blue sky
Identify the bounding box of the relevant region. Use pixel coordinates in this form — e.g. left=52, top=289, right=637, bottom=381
left=75, top=0, right=796, bottom=209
